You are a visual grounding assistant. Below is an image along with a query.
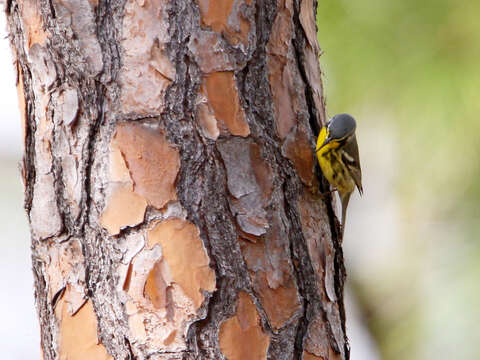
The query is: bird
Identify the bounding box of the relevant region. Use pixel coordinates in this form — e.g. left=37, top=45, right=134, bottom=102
left=316, top=113, right=363, bottom=238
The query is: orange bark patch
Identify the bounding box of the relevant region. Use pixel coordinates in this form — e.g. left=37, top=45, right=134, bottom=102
left=198, top=0, right=251, bottom=45
left=100, top=123, right=179, bottom=235
left=144, top=261, right=169, bottom=309
left=204, top=72, right=250, bottom=137
left=282, top=125, right=315, bottom=186
left=113, top=122, right=180, bottom=209
left=219, top=291, right=270, bottom=360
left=147, top=219, right=216, bottom=310
left=255, top=272, right=301, bottom=329
left=100, top=184, right=148, bottom=235
left=240, top=240, right=302, bottom=329
left=58, top=299, right=112, bottom=360
left=100, top=144, right=148, bottom=235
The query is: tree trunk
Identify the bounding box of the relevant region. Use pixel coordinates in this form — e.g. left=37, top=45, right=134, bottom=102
left=6, top=0, right=348, bottom=358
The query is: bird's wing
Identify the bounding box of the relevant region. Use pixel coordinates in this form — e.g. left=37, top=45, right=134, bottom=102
left=342, top=135, right=363, bottom=195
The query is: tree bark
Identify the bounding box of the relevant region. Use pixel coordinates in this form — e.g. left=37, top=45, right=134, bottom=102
left=6, top=0, right=348, bottom=359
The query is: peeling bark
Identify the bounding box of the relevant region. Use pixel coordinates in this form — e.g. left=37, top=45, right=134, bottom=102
left=6, top=0, right=348, bottom=358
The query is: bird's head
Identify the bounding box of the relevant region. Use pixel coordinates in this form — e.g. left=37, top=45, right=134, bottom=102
left=319, top=113, right=357, bottom=150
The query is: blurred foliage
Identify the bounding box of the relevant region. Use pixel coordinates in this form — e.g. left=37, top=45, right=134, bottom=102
left=317, top=0, right=480, bottom=359
left=317, top=0, right=480, bottom=219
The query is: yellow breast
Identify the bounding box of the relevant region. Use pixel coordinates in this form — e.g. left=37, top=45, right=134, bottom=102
left=316, top=127, right=355, bottom=195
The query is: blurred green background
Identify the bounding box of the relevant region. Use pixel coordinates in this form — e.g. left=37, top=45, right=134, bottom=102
left=317, top=0, right=480, bottom=359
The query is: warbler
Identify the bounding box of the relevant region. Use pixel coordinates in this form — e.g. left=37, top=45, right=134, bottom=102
left=316, top=113, right=363, bottom=238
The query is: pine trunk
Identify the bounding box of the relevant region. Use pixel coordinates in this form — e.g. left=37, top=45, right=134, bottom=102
left=5, top=0, right=348, bottom=358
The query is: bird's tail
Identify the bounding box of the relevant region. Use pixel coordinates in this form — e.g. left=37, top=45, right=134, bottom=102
left=340, top=192, right=351, bottom=241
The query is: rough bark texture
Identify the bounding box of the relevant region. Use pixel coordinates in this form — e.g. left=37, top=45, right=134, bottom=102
left=6, top=0, right=348, bottom=358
